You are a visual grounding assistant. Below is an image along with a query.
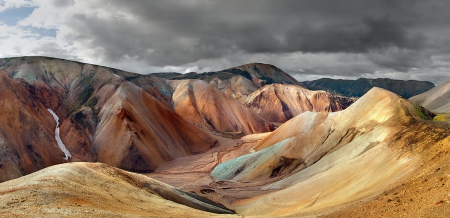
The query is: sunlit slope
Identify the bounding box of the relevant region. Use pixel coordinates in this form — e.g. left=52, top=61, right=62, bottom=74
left=0, top=162, right=236, bottom=217
left=410, top=78, right=450, bottom=113
left=211, top=87, right=448, bottom=216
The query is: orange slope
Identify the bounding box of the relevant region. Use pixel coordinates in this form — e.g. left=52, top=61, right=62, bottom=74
left=88, top=83, right=217, bottom=172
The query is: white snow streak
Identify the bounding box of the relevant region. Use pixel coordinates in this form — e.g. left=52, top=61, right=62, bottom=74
left=47, top=109, right=72, bottom=161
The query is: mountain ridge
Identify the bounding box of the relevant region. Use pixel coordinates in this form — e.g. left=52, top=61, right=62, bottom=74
left=302, top=77, right=435, bottom=98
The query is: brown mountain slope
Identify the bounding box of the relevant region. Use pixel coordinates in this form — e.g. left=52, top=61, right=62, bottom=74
left=170, top=79, right=274, bottom=135
left=0, top=162, right=236, bottom=217
left=0, top=56, right=217, bottom=181
left=210, top=87, right=450, bottom=217
left=87, top=83, right=216, bottom=172
left=208, top=75, right=259, bottom=103
left=0, top=72, right=66, bottom=182
left=244, top=83, right=356, bottom=123
left=410, top=77, right=450, bottom=113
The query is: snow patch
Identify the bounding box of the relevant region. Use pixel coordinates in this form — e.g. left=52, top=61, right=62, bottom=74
left=113, top=73, right=123, bottom=79
left=47, top=109, right=72, bottom=161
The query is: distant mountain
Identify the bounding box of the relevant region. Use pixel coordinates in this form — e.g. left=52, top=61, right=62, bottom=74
left=244, top=84, right=355, bottom=123
left=302, top=78, right=435, bottom=98
left=409, top=78, right=450, bottom=113
left=169, top=79, right=274, bottom=135
left=152, top=63, right=301, bottom=102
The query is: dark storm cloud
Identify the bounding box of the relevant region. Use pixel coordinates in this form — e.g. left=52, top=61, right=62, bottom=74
left=61, top=0, right=450, bottom=75
left=284, top=16, right=425, bottom=53
left=367, top=48, right=432, bottom=72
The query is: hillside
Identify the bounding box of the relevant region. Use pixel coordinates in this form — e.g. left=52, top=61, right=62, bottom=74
left=2, top=56, right=449, bottom=217
left=302, top=78, right=435, bottom=98
left=0, top=162, right=235, bottom=217
left=0, top=56, right=217, bottom=181
left=169, top=79, right=274, bottom=135
left=209, top=88, right=450, bottom=217
left=409, top=77, right=450, bottom=113
left=244, top=83, right=355, bottom=123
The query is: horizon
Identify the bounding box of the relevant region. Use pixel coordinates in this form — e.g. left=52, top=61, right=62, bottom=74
left=0, top=55, right=441, bottom=85
left=1, top=1, right=449, bottom=84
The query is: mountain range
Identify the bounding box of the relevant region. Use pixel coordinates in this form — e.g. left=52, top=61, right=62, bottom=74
left=302, top=77, right=435, bottom=98
left=0, top=56, right=449, bottom=217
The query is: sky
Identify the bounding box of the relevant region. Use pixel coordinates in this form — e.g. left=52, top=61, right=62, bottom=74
left=0, top=0, right=450, bottom=84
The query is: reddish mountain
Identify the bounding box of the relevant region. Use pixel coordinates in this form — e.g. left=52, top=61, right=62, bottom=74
left=0, top=56, right=216, bottom=181
left=244, top=83, right=356, bottom=123
left=170, top=79, right=274, bottom=135
left=87, top=83, right=216, bottom=172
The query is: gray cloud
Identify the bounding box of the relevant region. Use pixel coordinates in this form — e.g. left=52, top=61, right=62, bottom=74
left=4, top=0, right=450, bottom=84
left=52, top=0, right=73, bottom=8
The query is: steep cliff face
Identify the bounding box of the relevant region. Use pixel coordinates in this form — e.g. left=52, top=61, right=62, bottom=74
left=409, top=77, right=450, bottom=113
left=244, top=84, right=355, bottom=123
left=170, top=79, right=274, bottom=135
left=303, top=77, right=435, bottom=98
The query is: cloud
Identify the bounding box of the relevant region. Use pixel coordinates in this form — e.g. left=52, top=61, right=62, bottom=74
left=367, top=48, right=432, bottom=72
left=1, top=0, right=450, bottom=84
left=0, top=0, right=37, bottom=12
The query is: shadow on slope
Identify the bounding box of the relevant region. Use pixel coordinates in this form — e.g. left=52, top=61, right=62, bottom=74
left=0, top=162, right=235, bottom=217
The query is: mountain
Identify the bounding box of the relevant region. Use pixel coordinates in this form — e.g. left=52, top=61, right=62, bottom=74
left=210, top=88, right=450, bottom=217
left=302, top=78, right=435, bottom=98
left=0, top=72, right=66, bottom=182
left=169, top=79, right=274, bottom=135
left=409, top=77, right=450, bottom=113
left=0, top=56, right=217, bottom=181
left=0, top=162, right=235, bottom=217
left=244, top=83, right=356, bottom=123
left=86, top=83, right=216, bottom=172
left=153, top=62, right=302, bottom=102
left=4, top=56, right=449, bottom=217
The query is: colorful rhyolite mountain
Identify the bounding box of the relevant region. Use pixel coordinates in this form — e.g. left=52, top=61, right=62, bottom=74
left=1, top=56, right=448, bottom=217
left=0, top=56, right=350, bottom=181
left=244, top=83, right=355, bottom=123
left=410, top=78, right=450, bottom=113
